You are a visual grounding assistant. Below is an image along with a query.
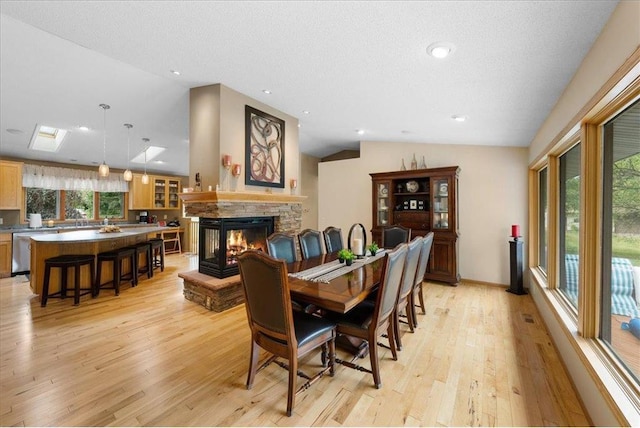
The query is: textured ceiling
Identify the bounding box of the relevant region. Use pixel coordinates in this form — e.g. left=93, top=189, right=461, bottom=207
left=0, top=1, right=618, bottom=176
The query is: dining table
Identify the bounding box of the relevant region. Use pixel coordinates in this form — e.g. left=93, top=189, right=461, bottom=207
left=286, top=249, right=389, bottom=358
left=287, top=250, right=387, bottom=314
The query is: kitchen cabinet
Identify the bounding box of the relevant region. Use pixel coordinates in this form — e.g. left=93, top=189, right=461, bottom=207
left=129, top=174, right=181, bottom=210
left=128, top=173, right=153, bottom=210
left=370, top=166, right=460, bottom=285
left=0, top=233, right=11, bottom=278
left=0, top=160, right=23, bottom=209
left=153, top=177, right=181, bottom=209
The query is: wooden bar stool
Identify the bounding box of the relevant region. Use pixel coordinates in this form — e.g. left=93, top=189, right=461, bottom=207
left=41, top=254, right=95, bottom=307
left=148, top=238, right=165, bottom=272
left=127, top=242, right=153, bottom=281
left=95, top=247, right=137, bottom=296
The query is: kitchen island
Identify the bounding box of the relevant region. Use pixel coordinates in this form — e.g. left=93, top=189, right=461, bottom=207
left=29, top=226, right=178, bottom=296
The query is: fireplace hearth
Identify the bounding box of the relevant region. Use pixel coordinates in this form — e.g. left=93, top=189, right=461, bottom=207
left=199, top=217, right=274, bottom=278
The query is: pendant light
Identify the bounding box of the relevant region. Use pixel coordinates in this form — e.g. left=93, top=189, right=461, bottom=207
left=123, top=123, right=133, bottom=181
left=98, top=103, right=111, bottom=177
left=141, top=137, right=150, bottom=184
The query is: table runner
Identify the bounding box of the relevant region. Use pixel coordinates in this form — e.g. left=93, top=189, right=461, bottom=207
left=289, top=250, right=387, bottom=283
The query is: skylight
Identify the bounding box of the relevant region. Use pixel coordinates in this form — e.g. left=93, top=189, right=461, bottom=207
left=28, top=124, right=68, bottom=152
left=131, top=146, right=165, bottom=163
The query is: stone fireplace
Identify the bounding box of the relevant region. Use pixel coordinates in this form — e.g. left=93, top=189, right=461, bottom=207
left=178, top=190, right=306, bottom=311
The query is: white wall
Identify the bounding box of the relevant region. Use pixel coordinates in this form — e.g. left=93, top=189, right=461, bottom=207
left=319, top=140, right=528, bottom=285
left=300, top=153, right=319, bottom=230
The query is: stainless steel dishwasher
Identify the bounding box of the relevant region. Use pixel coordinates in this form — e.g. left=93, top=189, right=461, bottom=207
left=12, top=229, right=58, bottom=276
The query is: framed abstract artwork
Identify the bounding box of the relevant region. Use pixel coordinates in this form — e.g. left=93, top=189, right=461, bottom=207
left=245, top=105, right=285, bottom=188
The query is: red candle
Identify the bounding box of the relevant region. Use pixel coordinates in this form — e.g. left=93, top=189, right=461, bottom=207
left=511, top=224, right=520, bottom=238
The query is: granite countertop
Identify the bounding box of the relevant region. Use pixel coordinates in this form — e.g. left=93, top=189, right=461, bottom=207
left=0, top=223, right=157, bottom=233
left=30, top=226, right=175, bottom=243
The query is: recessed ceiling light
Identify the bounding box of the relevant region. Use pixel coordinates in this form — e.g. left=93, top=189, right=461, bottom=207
left=302, top=110, right=310, bottom=115
left=170, top=70, right=181, bottom=75
left=427, top=42, right=455, bottom=59
left=262, top=89, right=272, bottom=94
left=155, top=160, right=165, bottom=164
left=356, top=129, right=365, bottom=135
left=297, top=123, right=301, bottom=128
left=6, top=128, right=24, bottom=135
left=452, top=115, right=467, bottom=122
left=70, top=159, right=77, bottom=162
left=77, top=126, right=90, bottom=131
left=401, top=130, right=411, bottom=134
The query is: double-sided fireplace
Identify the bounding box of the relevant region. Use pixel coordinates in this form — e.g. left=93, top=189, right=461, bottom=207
left=199, top=217, right=274, bottom=278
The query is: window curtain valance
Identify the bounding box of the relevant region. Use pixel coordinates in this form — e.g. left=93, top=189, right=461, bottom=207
left=22, top=164, right=130, bottom=192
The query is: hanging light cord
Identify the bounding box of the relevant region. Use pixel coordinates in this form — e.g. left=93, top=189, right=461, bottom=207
left=99, top=104, right=110, bottom=164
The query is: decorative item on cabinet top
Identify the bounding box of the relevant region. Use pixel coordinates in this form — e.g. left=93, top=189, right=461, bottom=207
left=405, top=180, right=419, bottom=193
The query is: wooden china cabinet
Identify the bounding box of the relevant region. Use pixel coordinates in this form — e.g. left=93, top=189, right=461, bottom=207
left=370, top=166, right=460, bottom=285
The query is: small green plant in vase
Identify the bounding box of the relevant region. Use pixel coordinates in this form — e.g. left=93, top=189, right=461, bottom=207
left=337, top=248, right=355, bottom=265
left=367, top=242, right=379, bottom=256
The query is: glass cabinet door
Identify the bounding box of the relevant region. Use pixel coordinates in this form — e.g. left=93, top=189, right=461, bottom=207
left=168, top=179, right=180, bottom=209
left=376, top=182, right=390, bottom=227
left=432, top=178, right=450, bottom=230
left=154, top=178, right=165, bottom=209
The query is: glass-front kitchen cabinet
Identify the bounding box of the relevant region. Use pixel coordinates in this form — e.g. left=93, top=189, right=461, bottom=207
left=370, top=166, right=460, bottom=285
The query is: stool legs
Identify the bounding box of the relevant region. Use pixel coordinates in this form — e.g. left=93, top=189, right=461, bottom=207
left=41, top=256, right=95, bottom=307
left=41, top=264, right=52, bottom=307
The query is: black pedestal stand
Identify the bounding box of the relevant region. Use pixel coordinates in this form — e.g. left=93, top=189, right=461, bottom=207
left=507, top=238, right=527, bottom=295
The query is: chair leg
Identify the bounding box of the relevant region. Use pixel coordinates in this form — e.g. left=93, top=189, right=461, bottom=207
left=410, top=292, right=419, bottom=328
left=286, top=356, right=297, bottom=416
left=246, top=340, right=259, bottom=389
left=328, top=338, right=336, bottom=376
left=369, top=335, right=382, bottom=389
left=387, top=323, right=398, bottom=361
left=418, top=284, right=426, bottom=314
left=406, top=304, right=415, bottom=333
left=320, top=343, right=327, bottom=368
left=394, top=310, right=403, bottom=351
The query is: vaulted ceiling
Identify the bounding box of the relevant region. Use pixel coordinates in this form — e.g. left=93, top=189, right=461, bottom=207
left=0, top=1, right=618, bottom=176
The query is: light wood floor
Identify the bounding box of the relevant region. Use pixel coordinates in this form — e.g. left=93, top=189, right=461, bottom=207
left=0, top=254, right=591, bottom=426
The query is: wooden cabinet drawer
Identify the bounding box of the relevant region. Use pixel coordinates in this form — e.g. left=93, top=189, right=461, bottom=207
left=394, top=211, right=429, bottom=230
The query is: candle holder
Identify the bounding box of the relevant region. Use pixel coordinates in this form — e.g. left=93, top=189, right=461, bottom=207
left=290, top=178, right=298, bottom=195
left=222, top=155, right=232, bottom=190
left=347, top=223, right=367, bottom=258
left=232, top=164, right=241, bottom=177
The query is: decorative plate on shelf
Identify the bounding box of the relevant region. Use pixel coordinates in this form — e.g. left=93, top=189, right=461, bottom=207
left=379, top=187, right=388, bottom=197
left=406, top=180, right=419, bottom=193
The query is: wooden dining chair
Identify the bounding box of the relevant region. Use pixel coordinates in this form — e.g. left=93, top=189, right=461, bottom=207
left=392, top=236, right=423, bottom=351
left=323, top=226, right=344, bottom=253
left=381, top=225, right=411, bottom=249
left=266, top=232, right=297, bottom=263
left=410, top=232, right=434, bottom=327
left=237, top=250, right=336, bottom=417
left=327, top=243, right=408, bottom=389
left=298, top=229, right=324, bottom=259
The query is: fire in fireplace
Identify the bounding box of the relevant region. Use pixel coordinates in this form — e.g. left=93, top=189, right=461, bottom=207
left=199, top=217, right=274, bottom=278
